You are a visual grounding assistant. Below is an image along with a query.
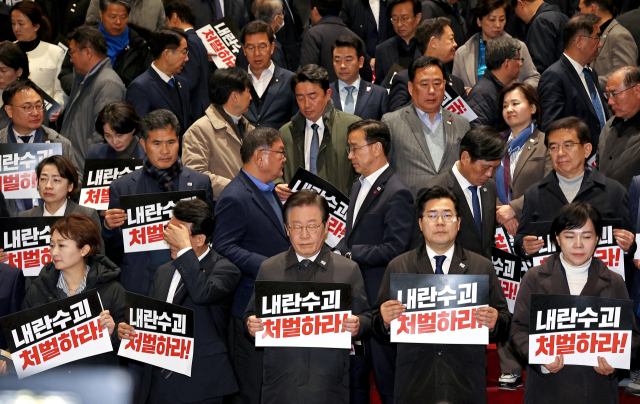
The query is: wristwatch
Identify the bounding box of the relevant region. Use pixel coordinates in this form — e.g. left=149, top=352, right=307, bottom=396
left=345, top=252, right=352, bottom=260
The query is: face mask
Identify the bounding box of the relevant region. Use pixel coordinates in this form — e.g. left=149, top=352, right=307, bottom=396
left=276, top=14, right=285, bottom=32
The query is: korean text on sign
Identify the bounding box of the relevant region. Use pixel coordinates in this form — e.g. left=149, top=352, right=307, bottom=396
left=1, top=217, right=58, bottom=276
left=80, top=159, right=143, bottom=210
left=0, top=143, right=62, bottom=199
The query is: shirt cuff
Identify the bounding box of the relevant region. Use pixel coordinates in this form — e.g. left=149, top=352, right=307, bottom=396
left=177, top=247, right=192, bottom=258
left=540, top=365, right=550, bottom=374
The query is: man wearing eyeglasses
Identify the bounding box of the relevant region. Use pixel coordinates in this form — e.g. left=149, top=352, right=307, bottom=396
left=372, top=185, right=510, bottom=404
left=245, top=189, right=371, bottom=403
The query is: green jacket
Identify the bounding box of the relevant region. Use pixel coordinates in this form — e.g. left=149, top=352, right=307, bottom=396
left=278, top=100, right=361, bottom=196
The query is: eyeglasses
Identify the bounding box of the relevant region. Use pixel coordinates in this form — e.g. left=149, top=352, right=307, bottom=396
left=578, top=34, right=601, bottom=41
left=548, top=142, right=583, bottom=153
left=170, top=48, right=189, bottom=56
left=346, top=142, right=376, bottom=155
left=422, top=213, right=457, bottom=223
left=511, top=57, right=525, bottom=62
left=604, top=84, right=639, bottom=100
left=287, top=223, right=324, bottom=234
left=390, top=16, right=414, bottom=25
left=260, top=149, right=286, bottom=158
left=244, top=44, right=271, bottom=53
left=11, top=103, right=45, bottom=114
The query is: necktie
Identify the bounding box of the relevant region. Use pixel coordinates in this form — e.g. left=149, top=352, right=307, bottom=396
left=19, top=135, right=32, bottom=143
left=434, top=255, right=446, bottom=275
left=503, top=151, right=511, bottom=203
left=310, top=123, right=319, bottom=175
left=582, top=68, right=606, bottom=130
left=469, top=185, right=482, bottom=235
left=301, top=259, right=311, bottom=267
left=344, top=85, right=356, bottom=114
left=167, top=78, right=175, bottom=88
left=214, top=0, right=223, bottom=20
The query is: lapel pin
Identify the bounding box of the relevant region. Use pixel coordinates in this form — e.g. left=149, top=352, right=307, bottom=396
left=377, top=186, right=381, bottom=191
left=320, top=260, right=326, bottom=265
left=528, top=146, right=531, bottom=150
left=178, top=82, right=182, bottom=88
left=367, top=86, right=371, bottom=92
left=530, top=138, right=535, bottom=142
left=187, top=182, right=192, bottom=186
left=482, top=188, right=487, bottom=192
left=275, top=79, right=279, bottom=82
left=460, top=263, right=465, bottom=268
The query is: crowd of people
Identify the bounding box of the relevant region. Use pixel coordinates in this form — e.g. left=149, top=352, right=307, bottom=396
left=1, top=0, right=640, bottom=402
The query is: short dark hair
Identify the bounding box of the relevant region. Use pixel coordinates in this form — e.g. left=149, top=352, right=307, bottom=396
left=51, top=213, right=102, bottom=260
left=95, top=101, right=140, bottom=138
left=544, top=117, right=591, bottom=146
left=485, top=36, right=520, bottom=71
left=252, top=0, right=283, bottom=24
left=69, top=25, right=108, bottom=57
left=472, top=0, right=510, bottom=33
left=282, top=189, right=330, bottom=225
left=209, top=67, right=252, bottom=105
left=416, top=185, right=461, bottom=219
left=459, top=126, right=507, bottom=162
left=414, top=17, right=451, bottom=55
left=0, top=41, right=29, bottom=82
left=140, top=109, right=180, bottom=140
left=2, top=79, right=43, bottom=106
left=290, top=64, right=330, bottom=93
left=347, top=120, right=391, bottom=157
left=11, top=1, right=52, bottom=42
left=496, top=82, right=543, bottom=129
left=550, top=202, right=603, bottom=248
left=99, top=0, right=131, bottom=13
left=240, top=127, right=282, bottom=164
left=331, top=36, right=364, bottom=59
left=563, top=14, right=600, bottom=49
left=172, top=199, right=216, bottom=243
left=613, top=66, right=640, bottom=88
left=164, top=0, right=196, bottom=26
left=241, top=20, right=275, bottom=44
left=582, top=0, right=614, bottom=14
left=36, top=155, right=80, bottom=197
left=149, top=27, right=188, bottom=60
left=387, top=0, right=422, bottom=16
left=310, top=0, right=343, bottom=17
left=409, top=56, right=445, bottom=83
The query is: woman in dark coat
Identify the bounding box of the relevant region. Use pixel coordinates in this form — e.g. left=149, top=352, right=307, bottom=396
left=510, top=202, right=640, bottom=404
left=87, top=101, right=145, bottom=160
left=22, top=213, right=125, bottom=368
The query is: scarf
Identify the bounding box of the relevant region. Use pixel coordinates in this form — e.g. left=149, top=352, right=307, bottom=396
left=6, top=120, right=44, bottom=143
left=478, top=37, right=487, bottom=81
left=144, top=155, right=183, bottom=192
left=496, top=122, right=536, bottom=204
left=99, top=22, right=130, bottom=67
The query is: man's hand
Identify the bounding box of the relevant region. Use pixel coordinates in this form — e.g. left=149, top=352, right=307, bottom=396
left=342, top=315, right=360, bottom=337
left=0, top=361, right=6, bottom=376
left=380, top=300, right=406, bottom=329
left=593, top=356, right=615, bottom=375
left=99, top=310, right=115, bottom=336
left=207, top=51, right=216, bottom=62
left=49, top=110, right=61, bottom=122
left=0, top=249, right=7, bottom=263
left=370, top=58, right=375, bottom=70
left=104, top=209, right=127, bottom=230
left=543, top=355, right=564, bottom=373
left=496, top=205, right=516, bottom=224
left=503, top=218, right=519, bottom=236
left=523, top=235, right=544, bottom=255
left=613, top=229, right=634, bottom=253
left=275, top=184, right=292, bottom=201
left=475, top=306, right=498, bottom=331
left=117, top=322, right=136, bottom=341
left=247, top=315, right=263, bottom=337
left=163, top=223, right=192, bottom=251
left=634, top=259, right=640, bottom=270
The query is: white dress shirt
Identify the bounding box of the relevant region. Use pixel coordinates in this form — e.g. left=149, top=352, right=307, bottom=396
left=415, top=107, right=443, bottom=133
left=425, top=243, right=455, bottom=274
left=167, top=247, right=211, bottom=303
left=304, top=117, right=325, bottom=171
left=563, top=53, right=597, bottom=102
left=151, top=62, right=174, bottom=84
left=452, top=161, right=482, bottom=220
left=43, top=199, right=67, bottom=216
left=15, top=129, right=37, bottom=143
left=370, top=0, right=380, bottom=29
left=353, top=163, right=389, bottom=225
left=249, top=61, right=275, bottom=98
left=338, top=77, right=360, bottom=110
left=296, top=250, right=321, bottom=263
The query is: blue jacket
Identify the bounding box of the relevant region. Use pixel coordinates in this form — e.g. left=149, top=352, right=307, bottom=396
left=330, top=79, right=388, bottom=121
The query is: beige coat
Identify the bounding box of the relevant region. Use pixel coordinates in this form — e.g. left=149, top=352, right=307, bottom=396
left=591, top=19, right=639, bottom=89
left=182, top=105, right=254, bottom=200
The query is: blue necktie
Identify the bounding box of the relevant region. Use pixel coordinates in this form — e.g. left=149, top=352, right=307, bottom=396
left=583, top=68, right=606, bottom=129
left=310, top=123, right=319, bottom=175
left=344, top=85, right=356, bottom=114
left=469, top=185, right=482, bottom=235
left=167, top=78, right=175, bottom=88
left=434, top=255, right=446, bottom=275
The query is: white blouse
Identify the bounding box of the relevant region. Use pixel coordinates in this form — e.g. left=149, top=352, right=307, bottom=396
left=25, top=41, right=66, bottom=108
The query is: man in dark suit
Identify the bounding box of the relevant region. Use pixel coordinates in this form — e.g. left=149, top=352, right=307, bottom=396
left=248, top=0, right=292, bottom=70
left=126, top=28, right=192, bottom=136
left=212, top=127, right=291, bottom=404
left=335, top=120, right=415, bottom=404
left=372, top=185, right=511, bottom=404
left=246, top=189, right=371, bottom=403
left=300, top=0, right=373, bottom=83
left=340, top=0, right=394, bottom=59
left=0, top=263, right=25, bottom=350
left=241, top=21, right=298, bottom=130
left=420, top=0, right=468, bottom=52
left=165, top=0, right=213, bottom=122
left=538, top=13, right=609, bottom=158
left=330, top=36, right=388, bottom=121
left=119, top=199, right=241, bottom=404
left=616, top=8, right=640, bottom=65
left=388, top=18, right=466, bottom=112
left=187, top=0, right=250, bottom=31
left=103, top=110, right=214, bottom=296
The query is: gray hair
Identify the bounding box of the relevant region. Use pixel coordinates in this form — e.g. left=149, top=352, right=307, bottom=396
left=613, top=66, right=640, bottom=88
left=252, top=0, right=283, bottom=24
left=240, top=127, right=281, bottom=164
left=485, top=36, right=521, bottom=71
left=140, top=109, right=180, bottom=140
left=99, top=0, right=131, bottom=13
left=69, top=25, right=108, bottom=57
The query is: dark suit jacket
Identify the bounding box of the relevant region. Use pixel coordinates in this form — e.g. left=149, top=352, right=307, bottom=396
left=0, top=190, right=8, bottom=218
left=523, top=2, right=568, bottom=74
left=372, top=243, right=511, bottom=404
left=138, top=249, right=240, bottom=402
left=466, top=69, right=503, bottom=130
left=189, top=0, right=249, bottom=31
left=330, top=79, right=388, bottom=121
left=335, top=166, right=415, bottom=305
left=0, top=263, right=25, bottom=350
left=617, top=9, right=640, bottom=65
left=424, top=168, right=497, bottom=259
left=538, top=55, right=609, bottom=155
left=184, top=29, right=214, bottom=122
left=244, top=245, right=372, bottom=403
left=388, top=69, right=467, bottom=112
left=87, top=139, right=146, bottom=159
left=374, top=36, right=421, bottom=85
left=36, top=0, right=89, bottom=39
left=212, top=170, right=290, bottom=318
left=244, top=64, right=298, bottom=130
left=340, top=0, right=393, bottom=57
left=102, top=166, right=214, bottom=295
left=126, top=66, right=192, bottom=133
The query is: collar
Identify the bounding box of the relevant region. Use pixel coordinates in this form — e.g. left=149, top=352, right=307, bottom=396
left=563, top=53, right=588, bottom=76
left=197, top=247, right=210, bottom=261
left=452, top=161, right=474, bottom=190
left=318, top=15, right=339, bottom=23
left=612, top=108, right=640, bottom=127
left=249, top=60, right=275, bottom=81
left=151, top=62, right=173, bottom=83
left=360, top=162, right=389, bottom=187
left=223, top=107, right=242, bottom=124
left=399, top=37, right=416, bottom=50
left=57, top=265, right=90, bottom=297
left=425, top=243, right=455, bottom=262
left=599, top=18, right=613, bottom=33
left=339, top=77, right=361, bottom=92
left=242, top=169, right=275, bottom=192
left=43, top=199, right=68, bottom=216
left=306, top=115, right=324, bottom=131
left=296, top=249, right=322, bottom=263
left=184, top=27, right=194, bottom=32
left=15, top=129, right=37, bottom=141
left=86, top=58, right=107, bottom=77
left=415, top=106, right=443, bottom=124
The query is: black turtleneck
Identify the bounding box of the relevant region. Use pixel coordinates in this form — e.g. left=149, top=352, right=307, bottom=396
left=18, top=38, right=40, bottom=53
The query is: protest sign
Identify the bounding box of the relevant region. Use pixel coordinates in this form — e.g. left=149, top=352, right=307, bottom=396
left=79, top=159, right=143, bottom=210
left=0, top=143, right=62, bottom=199
left=0, top=217, right=58, bottom=276
left=196, top=17, right=242, bottom=68
left=492, top=247, right=522, bottom=313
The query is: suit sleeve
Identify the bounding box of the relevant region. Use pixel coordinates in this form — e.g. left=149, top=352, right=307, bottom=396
left=350, top=261, right=372, bottom=340
left=102, top=182, right=124, bottom=247
left=126, top=81, right=151, bottom=119
left=379, top=87, right=389, bottom=117
left=527, top=19, right=561, bottom=74
left=371, top=260, right=394, bottom=342
left=538, top=68, right=565, bottom=132
left=514, top=188, right=534, bottom=258
left=175, top=249, right=241, bottom=305
left=388, top=75, right=411, bottom=112
left=466, top=89, right=495, bottom=127
left=519, top=41, right=541, bottom=89
left=597, top=29, right=639, bottom=89
left=299, top=30, right=321, bottom=68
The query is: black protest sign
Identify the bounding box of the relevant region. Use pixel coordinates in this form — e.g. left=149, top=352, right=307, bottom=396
left=196, top=16, right=242, bottom=68
left=0, top=217, right=59, bottom=276
left=80, top=159, right=143, bottom=210
left=0, top=143, right=62, bottom=199
left=380, top=63, right=405, bottom=90
left=492, top=247, right=522, bottom=313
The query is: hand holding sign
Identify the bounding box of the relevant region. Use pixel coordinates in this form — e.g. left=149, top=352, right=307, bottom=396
left=544, top=354, right=564, bottom=373
left=503, top=218, right=519, bottom=237
left=496, top=205, right=516, bottom=224
left=247, top=315, right=263, bottom=337
left=342, top=315, right=360, bottom=337
left=104, top=209, right=127, bottom=230
left=613, top=229, right=634, bottom=253
left=594, top=356, right=615, bottom=375
left=117, top=322, right=136, bottom=340
left=0, top=249, right=7, bottom=263
left=474, top=306, right=498, bottom=331
left=275, top=184, right=293, bottom=202
left=523, top=235, right=545, bottom=255
left=381, top=300, right=406, bottom=329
